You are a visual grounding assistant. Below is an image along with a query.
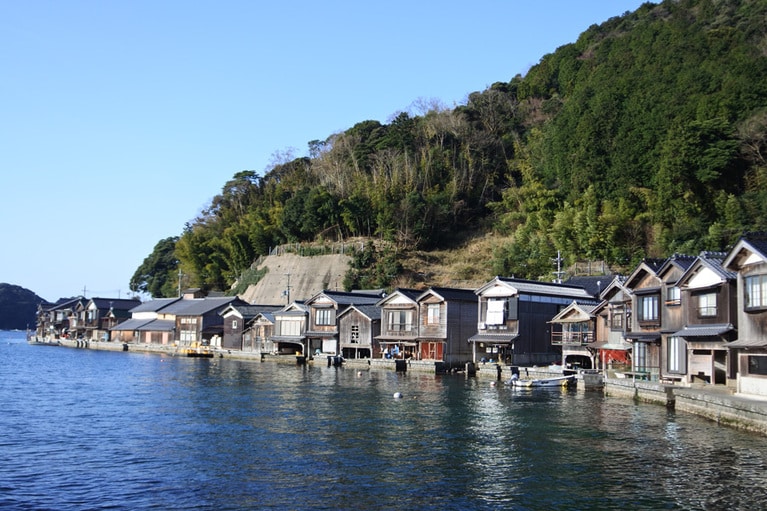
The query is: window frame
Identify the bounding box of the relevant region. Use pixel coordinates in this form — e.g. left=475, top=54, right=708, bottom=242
left=638, top=294, right=659, bottom=323
left=745, top=274, right=767, bottom=311
left=697, top=292, right=717, bottom=318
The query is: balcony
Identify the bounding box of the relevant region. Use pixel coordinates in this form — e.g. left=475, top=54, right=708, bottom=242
left=551, top=331, right=594, bottom=346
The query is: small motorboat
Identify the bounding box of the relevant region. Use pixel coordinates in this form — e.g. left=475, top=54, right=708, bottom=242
left=509, top=375, right=576, bottom=388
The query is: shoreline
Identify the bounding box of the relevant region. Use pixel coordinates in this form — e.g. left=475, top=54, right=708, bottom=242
left=38, top=338, right=767, bottom=437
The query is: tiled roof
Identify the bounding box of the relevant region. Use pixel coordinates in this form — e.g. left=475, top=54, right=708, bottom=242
left=495, top=277, right=595, bottom=299
left=673, top=323, right=734, bottom=338
left=421, top=286, right=476, bottom=302
left=130, top=298, right=180, bottom=313
left=696, top=251, right=737, bottom=280
left=563, top=276, right=608, bottom=297
left=311, top=290, right=384, bottom=306
left=161, top=296, right=245, bottom=315
left=349, top=304, right=380, bottom=319
left=91, top=297, right=142, bottom=311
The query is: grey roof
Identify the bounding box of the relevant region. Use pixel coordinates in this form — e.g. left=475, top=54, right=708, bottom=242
left=339, top=304, right=380, bottom=320
left=728, top=338, right=767, bottom=348
left=673, top=323, right=734, bottom=338
left=43, top=296, right=84, bottom=311
left=658, top=253, right=697, bottom=276
left=222, top=304, right=282, bottom=320
left=724, top=231, right=767, bottom=271
left=679, top=252, right=737, bottom=286
left=420, top=286, right=476, bottom=303
left=696, top=251, right=737, bottom=280
left=311, top=289, right=384, bottom=306
left=744, top=231, right=767, bottom=257
left=90, top=297, right=142, bottom=311
left=564, top=276, right=607, bottom=298
left=160, top=296, right=245, bottom=315
left=495, top=277, right=595, bottom=299
left=130, top=298, right=180, bottom=313
left=257, top=312, right=276, bottom=323
left=138, top=319, right=176, bottom=331
left=110, top=318, right=153, bottom=331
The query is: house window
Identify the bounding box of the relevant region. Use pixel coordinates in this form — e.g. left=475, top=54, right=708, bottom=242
left=315, top=308, right=334, bottom=326
left=666, top=286, right=681, bottom=305
left=748, top=356, right=767, bottom=376
left=634, top=342, right=647, bottom=372
left=486, top=299, right=506, bottom=325
left=698, top=292, right=717, bottom=318
left=667, top=336, right=685, bottom=373
left=232, top=320, right=238, bottom=330
left=745, top=275, right=767, bottom=309
left=350, top=325, right=359, bottom=344
left=638, top=295, right=659, bottom=322
left=427, top=304, right=440, bottom=325
left=387, top=310, right=413, bottom=332
left=610, top=308, right=624, bottom=330
left=280, top=320, right=301, bottom=337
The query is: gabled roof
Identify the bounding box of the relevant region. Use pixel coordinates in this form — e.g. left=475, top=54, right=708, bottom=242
left=253, top=312, right=276, bottom=324
left=476, top=276, right=595, bottom=300
left=42, top=296, right=85, bottom=312
left=89, top=297, right=142, bottom=311
left=219, top=303, right=282, bottom=320
left=160, top=296, right=247, bottom=316
left=274, top=301, right=309, bottom=317
left=130, top=298, right=181, bottom=313
left=657, top=253, right=697, bottom=279
left=677, top=251, right=736, bottom=289
left=550, top=300, right=598, bottom=323
left=724, top=231, right=767, bottom=271
left=338, top=303, right=380, bottom=320
left=417, top=286, right=476, bottom=303
left=625, top=258, right=667, bottom=289
left=375, top=288, right=422, bottom=307
left=598, top=275, right=630, bottom=302
left=305, top=289, right=384, bottom=307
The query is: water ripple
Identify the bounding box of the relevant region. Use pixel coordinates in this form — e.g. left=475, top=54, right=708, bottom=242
left=3, top=333, right=767, bottom=510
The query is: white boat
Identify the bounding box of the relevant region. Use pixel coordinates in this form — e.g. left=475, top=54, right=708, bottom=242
left=509, top=375, right=576, bottom=388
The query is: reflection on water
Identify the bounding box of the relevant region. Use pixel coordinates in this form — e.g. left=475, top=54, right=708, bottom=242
left=1, top=330, right=767, bottom=510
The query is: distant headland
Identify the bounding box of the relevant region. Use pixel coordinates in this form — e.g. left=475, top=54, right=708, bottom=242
left=0, top=283, right=47, bottom=330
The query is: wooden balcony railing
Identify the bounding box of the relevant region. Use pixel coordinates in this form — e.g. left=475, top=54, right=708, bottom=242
left=551, top=331, right=594, bottom=345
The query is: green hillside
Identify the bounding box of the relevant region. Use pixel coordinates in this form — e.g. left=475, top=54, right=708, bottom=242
left=131, top=0, right=767, bottom=297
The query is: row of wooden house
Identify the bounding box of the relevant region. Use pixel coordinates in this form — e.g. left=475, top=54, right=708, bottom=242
left=553, top=232, right=767, bottom=397
left=32, top=232, right=767, bottom=397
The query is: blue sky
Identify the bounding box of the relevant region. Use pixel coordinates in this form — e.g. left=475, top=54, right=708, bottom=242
left=1, top=0, right=647, bottom=302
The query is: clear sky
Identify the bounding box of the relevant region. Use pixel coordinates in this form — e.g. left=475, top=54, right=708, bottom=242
left=1, top=0, right=648, bottom=303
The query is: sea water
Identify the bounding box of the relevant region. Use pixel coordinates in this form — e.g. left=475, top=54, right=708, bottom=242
left=1, top=330, right=766, bottom=510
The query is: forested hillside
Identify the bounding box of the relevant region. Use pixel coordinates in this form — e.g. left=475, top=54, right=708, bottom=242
left=131, top=0, right=767, bottom=297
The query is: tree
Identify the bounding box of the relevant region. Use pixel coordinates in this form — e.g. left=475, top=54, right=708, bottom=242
left=129, top=237, right=179, bottom=297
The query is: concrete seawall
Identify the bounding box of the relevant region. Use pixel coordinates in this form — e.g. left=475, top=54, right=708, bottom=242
left=605, top=378, right=767, bottom=436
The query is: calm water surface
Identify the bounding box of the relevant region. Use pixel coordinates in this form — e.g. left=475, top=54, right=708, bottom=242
left=1, top=330, right=766, bottom=510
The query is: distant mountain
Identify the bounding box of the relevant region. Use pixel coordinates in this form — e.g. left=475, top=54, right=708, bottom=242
left=0, top=283, right=47, bottom=330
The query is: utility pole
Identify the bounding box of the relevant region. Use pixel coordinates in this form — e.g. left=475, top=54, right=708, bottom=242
left=283, top=273, right=291, bottom=305
left=552, top=251, right=565, bottom=284
left=178, top=269, right=183, bottom=297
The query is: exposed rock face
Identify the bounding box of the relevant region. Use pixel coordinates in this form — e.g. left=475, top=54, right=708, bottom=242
left=0, top=283, right=47, bottom=330
left=240, top=253, right=351, bottom=305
